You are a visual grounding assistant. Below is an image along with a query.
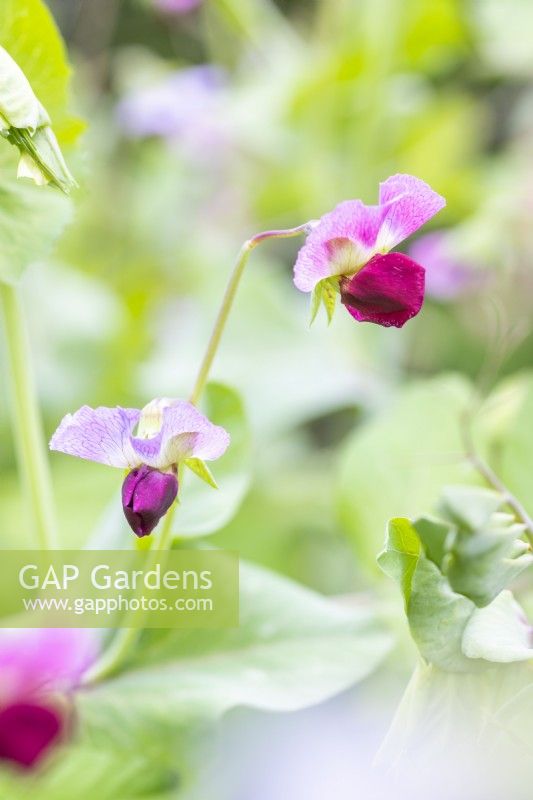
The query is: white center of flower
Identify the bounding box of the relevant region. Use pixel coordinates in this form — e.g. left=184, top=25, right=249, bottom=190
left=137, top=398, right=174, bottom=439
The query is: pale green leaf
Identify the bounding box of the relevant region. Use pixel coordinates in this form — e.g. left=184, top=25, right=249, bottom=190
left=0, top=174, right=72, bottom=284
left=379, top=517, right=476, bottom=672
left=0, top=0, right=78, bottom=281
left=462, top=591, right=533, bottom=663
left=80, top=561, right=392, bottom=744
left=378, top=517, right=420, bottom=607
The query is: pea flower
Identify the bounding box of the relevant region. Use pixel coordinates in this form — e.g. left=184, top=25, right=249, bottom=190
left=0, top=628, right=95, bottom=769
left=0, top=46, right=76, bottom=194
left=50, top=399, right=230, bottom=537
left=116, top=66, right=226, bottom=157
left=294, top=174, right=445, bottom=328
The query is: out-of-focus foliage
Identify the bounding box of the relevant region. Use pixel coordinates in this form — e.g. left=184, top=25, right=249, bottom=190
left=379, top=487, right=532, bottom=671
left=0, top=0, right=76, bottom=282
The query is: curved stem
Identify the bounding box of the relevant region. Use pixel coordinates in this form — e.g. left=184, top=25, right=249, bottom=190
left=461, top=410, right=533, bottom=548
left=87, top=223, right=310, bottom=684
left=0, top=283, right=57, bottom=549
left=189, top=223, right=310, bottom=405
left=83, top=501, right=177, bottom=685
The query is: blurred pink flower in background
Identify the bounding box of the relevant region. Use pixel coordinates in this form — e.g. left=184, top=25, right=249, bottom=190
left=0, top=628, right=96, bottom=769
left=409, top=232, right=485, bottom=301
left=116, top=66, right=227, bottom=157
left=153, top=0, right=203, bottom=15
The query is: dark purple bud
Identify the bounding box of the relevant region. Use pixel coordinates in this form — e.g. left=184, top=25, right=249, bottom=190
left=122, top=464, right=178, bottom=537
left=340, top=252, right=425, bottom=328
left=0, top=702, right=63, bottom=769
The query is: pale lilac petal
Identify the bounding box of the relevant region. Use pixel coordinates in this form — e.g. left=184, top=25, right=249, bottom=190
left=0, top=628, right=97, bottom=703
left=376, top=174, right=446, bottom=251
left=340, top=252, right=425, bottom=328
left=131, top=401, right=230, bottom=468
left=294, top=201, right=383, bottom=292
left=50, top=406, right=141, bottom=469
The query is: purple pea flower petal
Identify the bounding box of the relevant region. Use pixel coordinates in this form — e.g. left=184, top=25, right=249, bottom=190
left=122, top=465, right=178, bottom=537
left=340, top=252, right=425, bottom=328
left=294, top=173, right=445, bottom=293
left=49, top=406, right=141, bottom=469
left=0, top=702, right=63, bottom=769
left=50, top=400, right=229, bottom=472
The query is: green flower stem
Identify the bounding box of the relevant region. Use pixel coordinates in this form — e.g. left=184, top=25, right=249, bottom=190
left=461, top=410, right=533, bottom=548
left=87, top=224, right=310, bottom=684
left=83, top=499, right=178, bottom=685
left=189, top=223, right=310, bottom=405
left=0, top=283, right=57, bottom=549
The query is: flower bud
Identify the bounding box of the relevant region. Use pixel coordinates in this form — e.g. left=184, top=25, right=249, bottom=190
left=122, top=465, right=178, bottom=537
left=0, top=45, right=76, bottom=194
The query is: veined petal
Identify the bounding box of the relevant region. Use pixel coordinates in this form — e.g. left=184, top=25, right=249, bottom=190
left=294, top=200, right=384, bottom=292
left=50, top=406, right=141, bottom=468
left=340, top=252, right=425, bottom=328
left=376, top=174, right=446, bottom=252
left=131, top=400, right=230, bottom=469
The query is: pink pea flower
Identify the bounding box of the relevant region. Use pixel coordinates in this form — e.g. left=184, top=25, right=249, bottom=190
left=0, top=628, right=96, bottom=769
left=294, top=174, right=446, bottom=328
left=50, top=399, right=230, bottom=537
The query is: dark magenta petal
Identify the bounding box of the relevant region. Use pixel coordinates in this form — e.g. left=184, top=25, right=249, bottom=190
left=0, top=702, right=63, bottom=769
left=340, top=252, right=425, bottom=328
left=122, top=465, right=178, bottom=537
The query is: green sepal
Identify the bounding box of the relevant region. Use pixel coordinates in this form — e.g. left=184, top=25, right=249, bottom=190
left=309, top=277, right=340, bottom=325
left=309, top=283, right=322, bottom=325
left=184, top=458, right=219, bottom=489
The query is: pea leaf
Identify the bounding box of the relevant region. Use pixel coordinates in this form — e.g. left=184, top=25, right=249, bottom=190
left=379, top=517, right=476, bottom=672
left=440, top=486, right=533, bottom=607
left=80, top=561, right=392, bottom=745
left=0, top=0, right=76, bottom=141
left=462, top=591, right=533, bottom=663
left=0, top=0, right=78, bottom=283
left=379, top=508, right=533, bottom=671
